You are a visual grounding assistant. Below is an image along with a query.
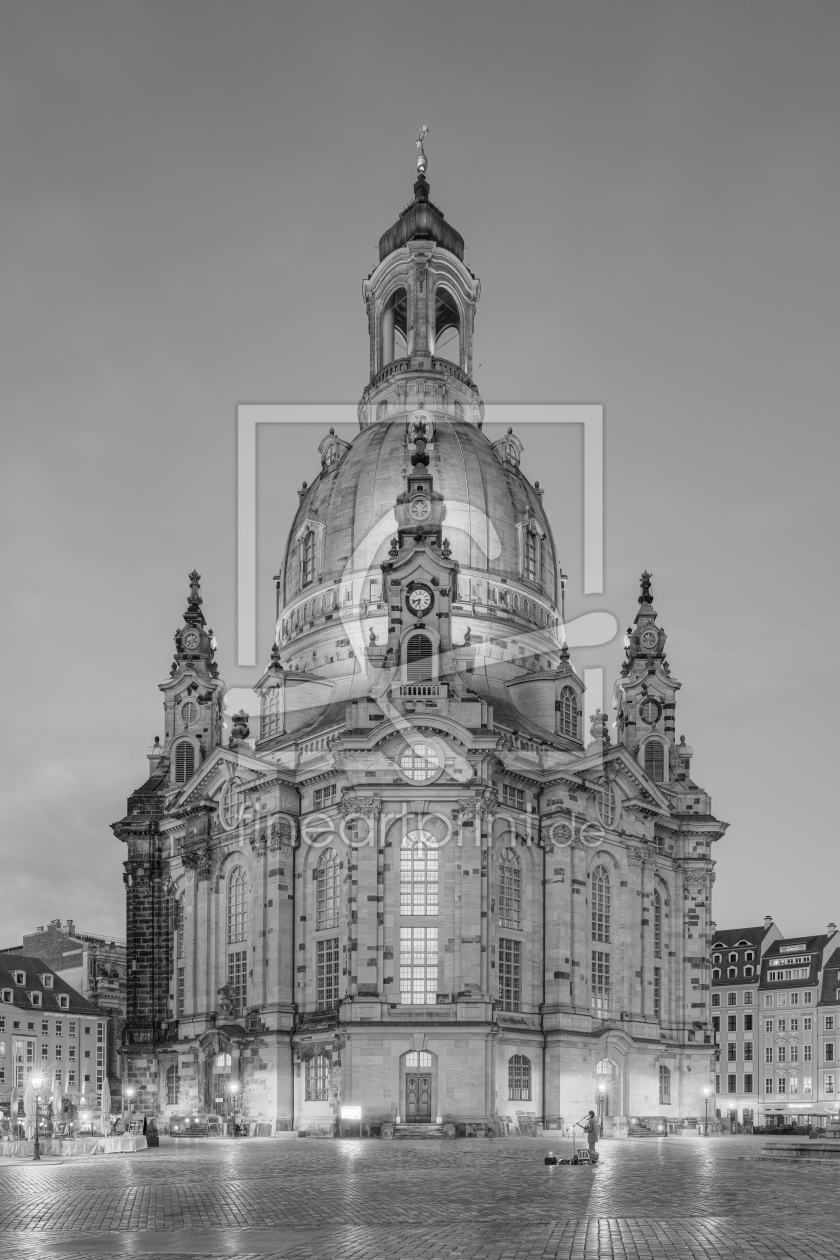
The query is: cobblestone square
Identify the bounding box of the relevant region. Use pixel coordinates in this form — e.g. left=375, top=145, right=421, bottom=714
left=0, top=1135, right=836, bottom=1260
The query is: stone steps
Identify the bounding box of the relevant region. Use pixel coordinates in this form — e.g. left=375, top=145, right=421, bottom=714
left=393, top=1123, right=445, bottom=1139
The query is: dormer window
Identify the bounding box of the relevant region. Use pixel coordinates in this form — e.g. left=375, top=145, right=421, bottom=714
left=643, top=739, right=665, bottom=783
left=302, top=530, right=315, bottom=586
left=29, top=992, right=42, bottom=1007
left=557, top=686, right=579, bottom=740
left=12, top=971, right=25, bottom=986
left=56, top=994, right=69, bottom=1010
left=1, top=988, right=12, bottom=1002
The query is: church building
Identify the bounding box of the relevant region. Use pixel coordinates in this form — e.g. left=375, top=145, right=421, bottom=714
left=114, top=139, right=727, bottom=1136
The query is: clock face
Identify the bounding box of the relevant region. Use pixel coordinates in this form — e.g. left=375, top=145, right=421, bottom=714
left=407, top=587, right=433, bottom=615
left=409, top=498, right=431, bottom=521
left=182, top=630, right=200, bottom=651
left=639, top=629, right=658, bottom=650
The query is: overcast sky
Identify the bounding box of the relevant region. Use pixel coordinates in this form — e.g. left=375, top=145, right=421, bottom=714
left=2, top=0, right=839, bottom=950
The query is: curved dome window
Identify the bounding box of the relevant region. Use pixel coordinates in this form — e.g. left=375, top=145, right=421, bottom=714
left=434, top=286, right=460, bottom=363
left=406, top=633, right=433, bottom=682
left=525, top=530, right=538, bottom=583
left=399, top=743, right=441, bottom=783
left=301, top=531, right=316, bottom=587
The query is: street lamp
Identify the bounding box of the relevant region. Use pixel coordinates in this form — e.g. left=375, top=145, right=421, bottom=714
left=125, top=1086, right=135, bottom=1131
left=31, top=1075, right=43, bottom=1161
left=598, top=1081, right=606, bottom=1137
left=703, top=1086, right=711, bottom=1136
left=229, top=1082, right=239, bottom=1138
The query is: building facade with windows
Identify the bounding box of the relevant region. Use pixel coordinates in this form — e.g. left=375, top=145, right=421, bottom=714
left=0, top=954, right=108, bottom=1108
left=711, top=919, right=781, bottom=1128
left=756, top=928, right=840, bottom=1127
left=115, top=150, right=727, bottom=1133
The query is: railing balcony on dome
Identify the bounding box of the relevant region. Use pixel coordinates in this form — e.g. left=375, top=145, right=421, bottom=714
left=398, top=683, right=443, bottom=698
left=368, top=355, right=476, bottom=393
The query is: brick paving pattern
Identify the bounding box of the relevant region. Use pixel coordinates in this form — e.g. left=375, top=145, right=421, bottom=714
left=0, top=1135, right=836, bottom=1259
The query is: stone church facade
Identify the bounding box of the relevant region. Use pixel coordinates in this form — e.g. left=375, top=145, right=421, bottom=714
left=114, top=148, right=726, bottom=1135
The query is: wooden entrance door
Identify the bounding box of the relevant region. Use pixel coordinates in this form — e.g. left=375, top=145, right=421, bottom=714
left=406, top=1072, right=432, bottom=1122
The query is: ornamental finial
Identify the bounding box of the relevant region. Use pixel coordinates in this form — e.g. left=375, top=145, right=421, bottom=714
left=415, top=125, right=429, bottom=178
left=638, top=570, right=653, bottom=606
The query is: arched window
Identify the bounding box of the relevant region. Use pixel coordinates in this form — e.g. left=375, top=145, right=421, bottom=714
left=316, top=848, right=339, bottom=931
left=744, top=965, right=754, bottom=976
left=727, top=966, right=737, bottom=978
left=712, top=968, right=721, bottom=980
left=434, top=286, right=460, bottom=363
left=644, top=740, right=665, bottom=782
left=405, top=1051, right=433, bottom=1068
left=400, top=831, right=439, bottom=916
left=596, top=780, right=617, bottom=828
left=524, top=529, right=538, bottom=582
left=406, top=633, right=433, bottom=681
left=659, top=1064, right=671, bottom=1105
left=227, top=868, right=247, bottom=944
left=381, top=286, right=407, bottom=365
left=591, top=866, right=611, bottom=944
left=499, top=849, right=521, bottom=930
left=557, top=687, right=578, bottom=739
left=508, top=1054, right=531, bottom=1100
left=713, top=953, right=722, bottom=964
left=174, top=741, right=195, bottom=784
left=729, top=952, right=738, bottom=963
left=654, top=890, right=662, bottom=958
left=165, top=1064, right=180, bottom=1106
left=302, top=530, right=316, bottom=587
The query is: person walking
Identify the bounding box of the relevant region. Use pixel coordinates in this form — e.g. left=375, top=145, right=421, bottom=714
left=583, top=1110, right=599, bottom=1163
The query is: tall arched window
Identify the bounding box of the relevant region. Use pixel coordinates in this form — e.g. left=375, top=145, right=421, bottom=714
left=659, top=1064, right=671, bottom=1105
left=400, top=831, right=439, bottom=915
left=524, top=529, right=538, bottom=582
left=316, top=848, right=339, bottom=931
left=301, top=530, right=316, bottom=586
left=227, top=868, right=247, bottom=944
left=499, top=849, right=521, bottom=930
left=508, top=1054, right=531, bottom=1101
left=381, top=286, right=407, bottom=365
left=174, top=741, right=195, bottom=784
left=654, top=890, right=662, bottom=959
left=596, top=780, right=617, bottom=828
left=434, top=286, right=460, bottom=363
left=591, top=866, right=611, bottom=943
left=557, top=687, right=578, bottom=739
left=644, top=740, right=665, bottom=782
left=406, top=633, right=433, bottom=681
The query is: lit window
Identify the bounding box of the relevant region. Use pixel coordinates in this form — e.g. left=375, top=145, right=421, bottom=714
left=508, top=1054, right=531, bottom=1100
left=166, top=1065, right=180, bottom=1106
left=316, top=849, right=340, bottom=931
left=399, top=744, right=440, bottom=783
left=227, top=951, right=247, bottom=1015
left=316, top=938, right=340, bottom=1011
left=400, top=927, right=438, bottom=1005
left=400, top=832, right=439, bottom=916
left=499, top=938, right=522, bottom=1012
left=499, top=849, right=521, bottom=930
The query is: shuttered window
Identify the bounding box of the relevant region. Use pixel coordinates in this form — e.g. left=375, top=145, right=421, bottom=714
left=174, top=741, right=195, bottom=783
left=406, top=633, right=433, bottom=681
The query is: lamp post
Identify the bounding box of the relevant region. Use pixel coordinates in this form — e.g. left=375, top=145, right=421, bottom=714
left=703, top=1086, right=710, bottom=1136
left=598, top=1081, right=606, bottom=1137
left=125, top=1086, right=135, bottom=1132
left=229, top=1081, right=239, bottom=1138
left=31, top=1075, right=43, bottom=1161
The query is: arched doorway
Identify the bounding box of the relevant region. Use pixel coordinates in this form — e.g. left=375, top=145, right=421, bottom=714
left=211, top=1052, right=233, bottom=1116
left=400, top=1050, right=438, bottom=1123
left=595, top=1058, right=619, bottom=1123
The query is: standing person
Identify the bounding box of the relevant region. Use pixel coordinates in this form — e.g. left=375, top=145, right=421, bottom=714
left=583, top=1110, right=599, bottom=1163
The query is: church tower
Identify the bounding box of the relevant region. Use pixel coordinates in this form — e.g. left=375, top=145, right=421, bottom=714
left=117, top=137, right=727, bottom=1136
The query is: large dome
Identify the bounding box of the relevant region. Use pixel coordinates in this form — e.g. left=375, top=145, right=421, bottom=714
left=281, top=417, right=557, bottom=607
